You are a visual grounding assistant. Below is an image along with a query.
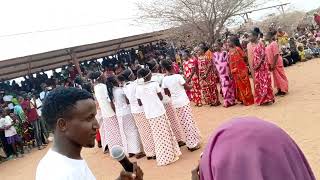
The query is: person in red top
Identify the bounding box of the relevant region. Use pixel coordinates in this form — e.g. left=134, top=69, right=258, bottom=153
left=314, top=13, right=320, bottom=26
left=68, top=66, right=79, bottom=81
left=19, top=96, right=44, bottom=150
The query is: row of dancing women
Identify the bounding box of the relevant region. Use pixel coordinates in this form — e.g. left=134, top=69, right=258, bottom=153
left=92, top=59, right=201, bottom=166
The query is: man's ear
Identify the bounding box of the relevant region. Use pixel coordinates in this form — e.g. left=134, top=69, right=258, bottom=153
left=56, top=118, right=68, bottom=132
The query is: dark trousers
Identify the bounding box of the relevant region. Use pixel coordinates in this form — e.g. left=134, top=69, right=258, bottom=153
left=0, top=131, right=13, bottom=157
left=30, top=120, right=42, bottom=147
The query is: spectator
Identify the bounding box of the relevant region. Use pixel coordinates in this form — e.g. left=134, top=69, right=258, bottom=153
left=19, top=96, right=44, bottom=150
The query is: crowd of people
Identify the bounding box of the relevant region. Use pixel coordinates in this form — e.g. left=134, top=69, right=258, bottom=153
left=0, top=14, right=317, bottom=178
left=0, top=20, right=319, bottom=169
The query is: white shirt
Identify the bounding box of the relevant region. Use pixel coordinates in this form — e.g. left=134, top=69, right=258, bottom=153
left=3, top=95, right=13, bottom=102
left=39, top=91, right=49, bottom=101
left=113, top=87, right=131, bottom=116
left=94, top=83, right=115, bottom=118
left=36, top=149, right=95, bottom=180
left=136, top=81, right=166, bottom=119
left=123, top=81, right=144, bottom=114
left=151, top=73, right=171, bottom=103
left=0, top=116, right=17, bottom=137
left=162, top=74, right=190, bottom=108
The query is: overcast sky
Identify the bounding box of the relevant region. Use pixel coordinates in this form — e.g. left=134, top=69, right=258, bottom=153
left=0, top=0, right=318, bottom=60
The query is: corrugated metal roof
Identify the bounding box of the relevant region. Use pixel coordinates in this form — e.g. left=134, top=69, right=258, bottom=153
left=0, top=30, right=168, bottom=80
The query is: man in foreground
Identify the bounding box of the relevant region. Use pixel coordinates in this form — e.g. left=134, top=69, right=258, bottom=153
left=36, top=87, right=143, bottom=180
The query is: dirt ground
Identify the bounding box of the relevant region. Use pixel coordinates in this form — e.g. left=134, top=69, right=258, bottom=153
left=1, top=59, right=320, bottom=180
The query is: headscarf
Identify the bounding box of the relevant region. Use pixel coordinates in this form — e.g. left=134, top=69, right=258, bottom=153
left=199, top=117, right=316, bottom=180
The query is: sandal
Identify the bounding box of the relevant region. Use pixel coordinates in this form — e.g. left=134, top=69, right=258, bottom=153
left=188, top=144, right=201, bottom=152
left=178, top=141, right=186, bottom=147
left=135, top=152, right=146, bottom=159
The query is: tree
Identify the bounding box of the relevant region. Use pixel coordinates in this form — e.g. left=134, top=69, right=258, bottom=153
left=137, top=0, right=262, bottom=45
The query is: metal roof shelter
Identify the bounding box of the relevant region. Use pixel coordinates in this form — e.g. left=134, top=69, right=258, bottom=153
left=0, top=30, right=168, bottom=80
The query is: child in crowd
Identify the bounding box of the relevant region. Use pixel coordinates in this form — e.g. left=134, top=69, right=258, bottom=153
left=0, top=108, right=24, bottom=158
left=298, top=45, right=306, bottom=62
left=111, top=76, right=145, bottom=159
left=146, top=59, right=186, bottom=146
left=161, top=59, right=201, bottom=152
left=120, top=69, right=156, bottom=160
left=136, top=68, right=181, bottom=166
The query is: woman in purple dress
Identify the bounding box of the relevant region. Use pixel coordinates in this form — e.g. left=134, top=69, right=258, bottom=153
left=212, top=42, right=236, bottom=107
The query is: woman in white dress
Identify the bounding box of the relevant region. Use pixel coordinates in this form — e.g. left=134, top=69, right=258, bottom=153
left=136, top=68, right=181, bottom=166
left=120, top=69, right=156, bottom=160
left=109, top=76, right=145, bottom=159
left=92, top=72, right=122, bottom=153
left=146, top=59, right=186, bottom=146
left=161, top=59, right=201, bottom=152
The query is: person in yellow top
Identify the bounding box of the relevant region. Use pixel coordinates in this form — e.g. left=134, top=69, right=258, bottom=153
left=297, top=44, right=306, bottom=62
left=276, top=27, right=289, bottom=47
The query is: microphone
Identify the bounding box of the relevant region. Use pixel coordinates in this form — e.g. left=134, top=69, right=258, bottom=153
left=110, top=145, right=134, bottom=172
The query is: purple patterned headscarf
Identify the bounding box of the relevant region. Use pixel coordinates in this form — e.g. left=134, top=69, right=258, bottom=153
left=199, top=117, right=316, bottom=180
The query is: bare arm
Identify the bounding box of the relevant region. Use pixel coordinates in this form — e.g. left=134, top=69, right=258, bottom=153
left=137, top=99, right=143, bottom=106
left=124, top=95, right=130, bottom=105
left=110, top=101, right=116, bottom=113
left=164, top=88, right=171, bottom=97
left=157, top=92, right=164, bottom=101
left=183, top=83, right=192, bottom=90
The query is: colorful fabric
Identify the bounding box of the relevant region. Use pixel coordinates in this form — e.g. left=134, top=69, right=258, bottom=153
left=148, top=114, right=181, bottom=166
left=199, top=117, right=316, bottom=180
left=132, top=112, right=156, bottom=157
left=253, top=43, right=274, bottom=105
left=117, top=114, right=142, bottom=154
left=277, top=31, right=289, bottom=46
left=103, top=115, right=123, bottom=152
left=22, top=121, right=33, bottom=142
left=247, top=42, right=256, bottom=80
left=228, top=47, right=254, bottom=106
left=175, top=103, right=201, bottom=149
left=21, top=100, right=39, bottom=122
left=95, top=130, right=101, bottom=142
left=164, top=102, right=185, bottom=142
left=266, top=41, right=289, bottom=93
left=14, top=105, right=26, bottom=122
left=213, top=51, right=236, bottom=107
left=197, top=55, right=219, bottom=105
left=183, top=57, right=202, bottom=105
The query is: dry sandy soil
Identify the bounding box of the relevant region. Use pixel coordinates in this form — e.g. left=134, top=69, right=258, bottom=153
left=1, top=59, right=320, bottom=180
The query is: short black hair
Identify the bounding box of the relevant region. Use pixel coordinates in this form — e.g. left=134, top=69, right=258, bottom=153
left=251, top=27, right=262, bottom=37
left=118, top=69, right=132, bottom=82
left=41, top=87, right=94, bottom=131
left=229, top=35, right=241, bottom=48
left=137, top=68, right=151, bottom=79
left=160, top=59, right=173, bottom=71
left=146, top=59, right=158, bottom=71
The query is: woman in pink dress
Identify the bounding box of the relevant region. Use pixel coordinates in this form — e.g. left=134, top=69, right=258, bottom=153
left=212, top=42, right=236, bottom=107
left=182, top=51, right=202, bottom=106
left=265, top=31, right=289, bottom=96
left=250, top=27, right=274, bottom=105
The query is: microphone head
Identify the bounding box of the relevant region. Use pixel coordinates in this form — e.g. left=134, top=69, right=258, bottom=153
left=110, top=145, right=125, bottom=161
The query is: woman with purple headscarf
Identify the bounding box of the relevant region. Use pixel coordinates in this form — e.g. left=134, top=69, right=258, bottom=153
left=193, top=117, right=316, bottom=180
